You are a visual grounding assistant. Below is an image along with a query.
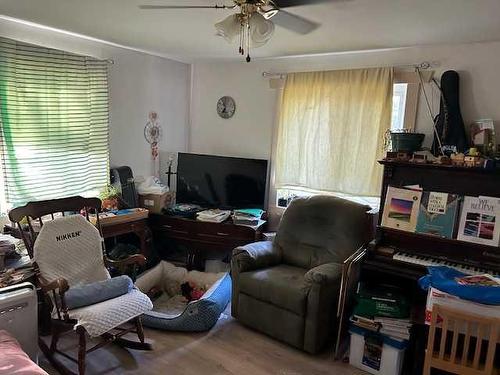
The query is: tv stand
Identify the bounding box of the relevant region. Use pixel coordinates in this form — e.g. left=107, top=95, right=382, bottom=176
left=149, top=214, right=265, bottom=269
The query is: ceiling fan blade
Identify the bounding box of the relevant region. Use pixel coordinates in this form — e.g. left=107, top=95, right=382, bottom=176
left=274, top=0, right=335, bottom=8
left=271, top=10, right=319, bottom=34
left=139, top=5, right=231, bottom=9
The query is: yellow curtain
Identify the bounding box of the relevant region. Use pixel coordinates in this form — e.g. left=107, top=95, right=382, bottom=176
left=275, top=67, right=393, bottom=197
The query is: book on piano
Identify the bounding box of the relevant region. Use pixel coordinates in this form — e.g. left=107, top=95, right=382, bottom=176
left=381, top=186, right=422, bottom=232
left=457, top=196, right=500, bottom=246
left=415, top=192, right=461, bottom=239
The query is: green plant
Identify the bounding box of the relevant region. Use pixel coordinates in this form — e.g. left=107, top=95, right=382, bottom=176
left=99, top=184, right=120, bottom=200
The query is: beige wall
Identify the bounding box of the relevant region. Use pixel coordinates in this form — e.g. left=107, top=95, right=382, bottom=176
left=190, top=40, right=500, bottom=161
left=0, top=18, right=191, bottom=184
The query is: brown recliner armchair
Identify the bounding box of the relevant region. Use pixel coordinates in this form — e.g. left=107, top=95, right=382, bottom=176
left=231, top=195, right=373, bottom=353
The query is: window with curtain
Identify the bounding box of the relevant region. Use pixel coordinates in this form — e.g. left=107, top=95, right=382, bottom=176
left=274, top=67, right=393, bottom=198
left=0, top=37, right=110, bottom=209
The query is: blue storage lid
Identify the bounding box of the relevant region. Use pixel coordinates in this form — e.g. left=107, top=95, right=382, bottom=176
left=349, top=324, right=408, bottom=350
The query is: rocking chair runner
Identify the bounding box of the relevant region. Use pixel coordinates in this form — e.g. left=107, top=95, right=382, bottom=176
left=9, top=196, right=153, bottom=375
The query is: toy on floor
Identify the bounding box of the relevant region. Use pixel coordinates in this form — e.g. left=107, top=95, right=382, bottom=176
left=181, top=281, right=205, bottom=301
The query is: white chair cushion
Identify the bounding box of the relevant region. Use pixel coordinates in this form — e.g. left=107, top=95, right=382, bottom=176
left=34, top=215, right=109, bottom=286
left=68, top=288, right=153, bottom=337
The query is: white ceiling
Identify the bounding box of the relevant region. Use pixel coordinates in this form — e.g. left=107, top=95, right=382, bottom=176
left=1, top=0, right=500, bottom=62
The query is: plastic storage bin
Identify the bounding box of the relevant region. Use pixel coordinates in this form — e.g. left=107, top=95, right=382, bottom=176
left=349, top=325, right=407, bottom=375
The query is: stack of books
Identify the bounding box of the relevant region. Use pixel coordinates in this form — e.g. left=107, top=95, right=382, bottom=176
left=196, top=209, right=231, bottom=223
left=232, top=208, right=264, bottom=225
left=350, top=315, right=411, bottom=341
left=350, top=283, right=412, bottom=342
left=375, top=317, right=412, bottom=341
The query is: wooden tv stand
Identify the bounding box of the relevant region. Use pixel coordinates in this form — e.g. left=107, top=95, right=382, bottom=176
left=149, top=214, right=265, bottom=269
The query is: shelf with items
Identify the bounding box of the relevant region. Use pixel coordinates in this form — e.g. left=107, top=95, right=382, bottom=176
left=378, top=159, right=500, bottom=174
left=378, top=160, right=500, bottom=204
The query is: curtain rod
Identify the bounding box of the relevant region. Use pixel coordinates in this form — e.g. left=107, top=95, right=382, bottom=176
left=262, top=61, right=434, bottom=79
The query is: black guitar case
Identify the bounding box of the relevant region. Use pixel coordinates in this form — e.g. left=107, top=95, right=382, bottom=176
left=431, top=70, right=468, bottom=155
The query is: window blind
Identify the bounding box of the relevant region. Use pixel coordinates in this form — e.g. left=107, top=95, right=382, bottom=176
left=0, top=37, right=110, bottom=207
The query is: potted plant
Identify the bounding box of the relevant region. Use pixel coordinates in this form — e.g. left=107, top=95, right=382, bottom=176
left=390, top=130, right=425, bottom=153
left=99, top=184, right=120, bottom=211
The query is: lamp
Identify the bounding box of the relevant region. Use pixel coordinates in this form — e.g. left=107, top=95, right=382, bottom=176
left=215, top=12, right=274, bottom=62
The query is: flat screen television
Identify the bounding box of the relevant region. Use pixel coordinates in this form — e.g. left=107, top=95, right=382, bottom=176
left=176, top=153, right=268, bottom=209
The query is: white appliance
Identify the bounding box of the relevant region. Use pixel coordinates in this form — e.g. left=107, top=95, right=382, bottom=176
left=0, top=282, right=38, bottom=362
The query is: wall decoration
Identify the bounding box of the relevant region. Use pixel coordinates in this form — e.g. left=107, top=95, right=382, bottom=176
left=217, top=96, right=236, bottom=119
left=144, top=111, right=162, bottom=177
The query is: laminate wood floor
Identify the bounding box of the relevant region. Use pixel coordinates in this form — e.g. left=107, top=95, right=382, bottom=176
left=39, top=310, right=365, bottom=375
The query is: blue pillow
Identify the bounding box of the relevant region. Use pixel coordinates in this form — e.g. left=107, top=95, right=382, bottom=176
left=65, top=275, right=133, bottom=310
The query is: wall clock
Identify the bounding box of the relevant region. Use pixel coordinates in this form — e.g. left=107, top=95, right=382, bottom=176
left=217, top=96, right=236, bottom=119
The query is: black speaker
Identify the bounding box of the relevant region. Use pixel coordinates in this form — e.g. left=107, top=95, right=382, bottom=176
left=110, top=166, right=138, bottom=208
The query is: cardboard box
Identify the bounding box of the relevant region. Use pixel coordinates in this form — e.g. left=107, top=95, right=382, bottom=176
left=138, top=192, right=174, bottom=214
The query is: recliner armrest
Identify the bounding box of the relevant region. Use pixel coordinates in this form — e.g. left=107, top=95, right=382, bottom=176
left=232, top=241, right=280, bottom=273
left=304, top=262, right=343, bottom=286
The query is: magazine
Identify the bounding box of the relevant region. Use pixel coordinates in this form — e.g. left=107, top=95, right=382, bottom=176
left=457, top=196, right=500, bottom=246
left=381, top=186, right=422, bottom=232
left=415, top=192, right=461, bottom=238
left=455, top=274, right=500, bottom=287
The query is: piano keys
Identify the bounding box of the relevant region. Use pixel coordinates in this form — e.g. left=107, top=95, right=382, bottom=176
left=392, top=251, right=498, bottom=276
left=365, top=245, right=500, bottom=281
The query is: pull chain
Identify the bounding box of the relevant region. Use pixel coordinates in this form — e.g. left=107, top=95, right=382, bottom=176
left=246, top=21, right=251, bottom=62
left=238, top=22, right=243, bottom=54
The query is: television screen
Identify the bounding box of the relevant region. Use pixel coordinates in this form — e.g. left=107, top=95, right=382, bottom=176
left=176, top=153, right=268, bottom=209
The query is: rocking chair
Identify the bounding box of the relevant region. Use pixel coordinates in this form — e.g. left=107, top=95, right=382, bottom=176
left=9, top=196, right=154, bottom=375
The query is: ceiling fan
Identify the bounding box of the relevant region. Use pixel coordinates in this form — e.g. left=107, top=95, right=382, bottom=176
left=139, top=0, right=331, bottom=62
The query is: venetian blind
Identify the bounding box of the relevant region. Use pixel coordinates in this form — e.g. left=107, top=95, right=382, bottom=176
left=0, top=37, right=110, bottom=207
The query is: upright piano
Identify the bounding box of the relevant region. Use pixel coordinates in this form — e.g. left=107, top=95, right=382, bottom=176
left=366, top=160, right=500, bottom=280
left=361, top=160, right=500, bottom=374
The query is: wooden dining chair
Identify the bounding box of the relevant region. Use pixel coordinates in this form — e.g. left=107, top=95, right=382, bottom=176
left=9, top=196, right=152, bottom=375
left=423, top=303, right=500, bottom=375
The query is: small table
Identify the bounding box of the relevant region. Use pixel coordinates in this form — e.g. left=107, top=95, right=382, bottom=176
left=101, top=218, right=152, bottom=259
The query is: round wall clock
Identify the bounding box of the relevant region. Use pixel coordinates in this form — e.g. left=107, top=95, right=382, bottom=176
left=217, top=96, right=236, bottom=119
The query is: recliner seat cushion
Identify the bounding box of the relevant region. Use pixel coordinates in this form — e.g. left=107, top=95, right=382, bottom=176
left=239, top=265, right=308, bottom=316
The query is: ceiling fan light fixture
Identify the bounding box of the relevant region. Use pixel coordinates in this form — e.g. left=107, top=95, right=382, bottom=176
left=141, top=0, right=322, bottom=63
left=249, top=12, right=275, bottom=47
left=263, top=9, right=279, bottom=19
left=214, top=14, right=240, bottom=43
left=214, top=11, right=274, bottom=62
